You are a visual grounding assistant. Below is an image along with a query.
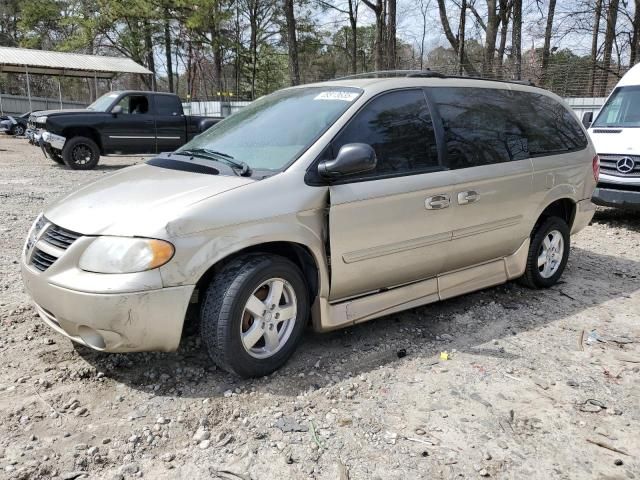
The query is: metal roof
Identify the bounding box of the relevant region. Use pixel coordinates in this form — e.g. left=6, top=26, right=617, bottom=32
left=0, top=46, right=152, bottom=78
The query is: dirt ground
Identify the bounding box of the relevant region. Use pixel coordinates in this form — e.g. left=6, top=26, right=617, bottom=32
left=0, top=134, right=639, bottom=480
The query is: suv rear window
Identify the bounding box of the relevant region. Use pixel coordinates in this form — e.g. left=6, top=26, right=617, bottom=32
left=430, top=87, right=587, bottom=170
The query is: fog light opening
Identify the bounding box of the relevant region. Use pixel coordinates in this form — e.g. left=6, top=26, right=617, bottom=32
left=77, top=325, right=106, bottom=350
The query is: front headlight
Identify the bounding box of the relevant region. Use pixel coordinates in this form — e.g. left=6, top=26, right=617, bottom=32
left=79, top=237, right=174, bottom=274
left=25, top=213, right=45, bottom=254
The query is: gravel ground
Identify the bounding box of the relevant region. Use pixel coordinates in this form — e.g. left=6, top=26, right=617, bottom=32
left=0, top=134, right=639, bottom=480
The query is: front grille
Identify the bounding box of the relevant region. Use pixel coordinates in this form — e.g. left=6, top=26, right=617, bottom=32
left=43, top=224, right=81, bottom=250
left=28, top=220, right=82, bottom=272
left=31, top=248, right=57, bottom=272
left=599, top=154, right=640, bottom=177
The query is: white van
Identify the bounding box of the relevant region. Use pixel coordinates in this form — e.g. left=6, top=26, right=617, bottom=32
left=587, top=63, right=640, bottom=210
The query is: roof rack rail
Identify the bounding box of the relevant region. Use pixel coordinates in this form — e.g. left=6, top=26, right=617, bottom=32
left=333, top=69, right=536, bottom=87
left=334, top=69, right=444, bottom=80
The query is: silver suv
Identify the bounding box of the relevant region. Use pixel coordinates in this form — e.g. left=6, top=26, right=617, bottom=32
left=21, top=74, right=597, bottom=377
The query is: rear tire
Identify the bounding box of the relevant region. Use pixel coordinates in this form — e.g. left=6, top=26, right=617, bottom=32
left=200, top=254, right=309, bottom=378
left=62, top=136, right=100, bottom=170
left=519, top=216, right=570, bottom=289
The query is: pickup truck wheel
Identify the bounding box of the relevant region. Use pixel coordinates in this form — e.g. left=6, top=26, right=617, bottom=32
left=519, top=216, right=570, bottom=289
left=200, top=254, right=309, bottom=378
left=62, top=136, right=100, bottom=170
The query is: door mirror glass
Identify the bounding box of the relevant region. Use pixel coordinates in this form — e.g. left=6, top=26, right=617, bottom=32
left=582, top=111, right=593, bottom=128
left=111, top=105, right=123, bottom=116
left=318, top=143, right=377, bottom=179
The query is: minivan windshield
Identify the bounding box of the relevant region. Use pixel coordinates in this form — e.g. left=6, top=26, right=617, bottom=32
left=593, top=85, right=640, bottom=128
left=87, top=93, right=120, bottom=112
left=176, top=87, right=362, bottom=170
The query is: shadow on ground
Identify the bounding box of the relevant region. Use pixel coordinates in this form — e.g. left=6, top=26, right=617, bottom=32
left=74, top=212, right=640, bottom=399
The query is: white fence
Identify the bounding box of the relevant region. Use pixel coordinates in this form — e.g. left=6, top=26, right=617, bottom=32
left=565, top=97, right=607, bottom=121
left=182, top=100, right=251, bottom=118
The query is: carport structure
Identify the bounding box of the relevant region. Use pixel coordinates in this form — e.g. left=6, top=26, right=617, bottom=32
left=0, top=46, right=152, bottom=113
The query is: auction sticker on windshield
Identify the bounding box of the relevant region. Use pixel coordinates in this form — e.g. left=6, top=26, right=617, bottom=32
left=314, top=91, right=359, bottom=102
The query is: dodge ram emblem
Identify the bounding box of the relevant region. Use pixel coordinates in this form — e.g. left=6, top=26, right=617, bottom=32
left=616, top=156, right=635, bottom=174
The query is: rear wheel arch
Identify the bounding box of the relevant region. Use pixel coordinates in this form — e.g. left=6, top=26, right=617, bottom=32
left=534, top=198, right=576, bottom=232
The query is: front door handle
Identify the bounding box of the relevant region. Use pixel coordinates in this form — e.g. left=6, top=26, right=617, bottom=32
left=425, top=194, right=450, bottom=210
left=457, top=190, right=480, bottom=205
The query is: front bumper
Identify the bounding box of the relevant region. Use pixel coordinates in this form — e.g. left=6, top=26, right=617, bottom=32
left=21, top=257, right=194, bottom=353
left=592, top=185, right=640, bottom=210
left=40, top=131, right=66, bottom=150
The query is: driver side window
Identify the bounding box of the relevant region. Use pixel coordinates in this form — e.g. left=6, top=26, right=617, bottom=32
left=331, top=89, right=440, bottom=178
left=115, top=95, right=150, bottom=115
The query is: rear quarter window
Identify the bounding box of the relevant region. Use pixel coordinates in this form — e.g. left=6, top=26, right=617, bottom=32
left=429, top=87, right=588, bottom=170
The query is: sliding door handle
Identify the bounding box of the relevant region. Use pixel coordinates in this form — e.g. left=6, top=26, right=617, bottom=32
left=457, top=191, right=480, bottom=205
left=425, top=194, right=450, bottom=210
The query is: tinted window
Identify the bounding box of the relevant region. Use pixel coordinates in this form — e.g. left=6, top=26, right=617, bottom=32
left=332, top=89, right=439, bottom=177
left=430, top=87, right=587, bottom=170
left=155, top=95, right=182, bottom=116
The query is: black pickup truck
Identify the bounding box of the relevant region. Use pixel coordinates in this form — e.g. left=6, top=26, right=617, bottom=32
left=30, top=91, right=222, bottom=170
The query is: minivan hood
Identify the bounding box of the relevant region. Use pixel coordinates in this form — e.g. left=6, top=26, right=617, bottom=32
left=589, top=128, right=640, bottom=156
left=45, top=163, right=254, bottom=236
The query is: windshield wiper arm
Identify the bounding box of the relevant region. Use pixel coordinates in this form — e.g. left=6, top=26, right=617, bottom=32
left=175, top=148, right=252, bottom=176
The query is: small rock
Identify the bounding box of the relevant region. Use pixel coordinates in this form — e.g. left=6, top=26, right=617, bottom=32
left=87, top=446, right=99, bottom=456
left=199, top=440, right=210, bottom=449
left=193, top=428, right=210, bottom=442
left=161, top=453, right=175, bottom=462
left=496, top=440, right=508, bottom=449
left=614, top=459, right=624, bottom=466
left=479, top=468, right=490, bottom=477
left=156, top=416, right=169, bottom=424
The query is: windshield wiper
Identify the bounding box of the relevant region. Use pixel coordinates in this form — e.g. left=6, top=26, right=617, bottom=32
left=175, top=148, right=252, bottom=176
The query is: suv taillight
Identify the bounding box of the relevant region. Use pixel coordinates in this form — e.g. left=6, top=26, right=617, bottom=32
left=592, top=155, right=599, bottom=183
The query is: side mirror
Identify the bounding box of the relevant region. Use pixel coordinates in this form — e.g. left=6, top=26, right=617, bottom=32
left=111, top=105, right=123, bottom=116
left=582, top=111, right=593, bottom=129
left=318, top=143, right=377, bottom=180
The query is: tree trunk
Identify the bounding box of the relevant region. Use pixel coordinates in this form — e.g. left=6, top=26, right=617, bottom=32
left=458, top=0, right=467, bottom=75
left=599, top=0, right=620, bottom=96
left=630, top=0, right=640, bottom=66
left=143, top=20, right=156, bottom=91
left=589, top=0, right=603, bottom=96
left=512, top=0, right=522, bottom=79
left=348, top=0, right=358, bottom=73
left=540, top=0, right=556, bottom=85
left=436, top=0, right=479, bottom=76
left=482, top=0, right=499, bottom=77
left=163, top=8, right=173, bottom=93
left=495, top=0, right=510, bottom=74
left=363, top=0, right=383, bottom=70
left=249, top=1, right=258, bottom=99
left=284, top=0, right=300, bottom=85
left=386, top=0, right=396, bottom=69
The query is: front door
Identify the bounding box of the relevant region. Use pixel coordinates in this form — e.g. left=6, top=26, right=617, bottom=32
left=103, top=94, right=156, bottom=154
left=326, top=89, right=456, bottom=301
left=153, top=94, right=186, bottom=152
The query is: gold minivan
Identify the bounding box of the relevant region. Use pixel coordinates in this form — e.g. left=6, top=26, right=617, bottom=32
left=21, top=73, right=597, bottom=377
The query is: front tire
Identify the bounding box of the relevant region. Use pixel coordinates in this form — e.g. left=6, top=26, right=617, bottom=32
left=12, top=125, right=25, bottom=136
left=519, top=216, right=570, bottom=289
left=62, top=136, right=100, bottom=170
left=200, top=255, right=309, bottom=378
